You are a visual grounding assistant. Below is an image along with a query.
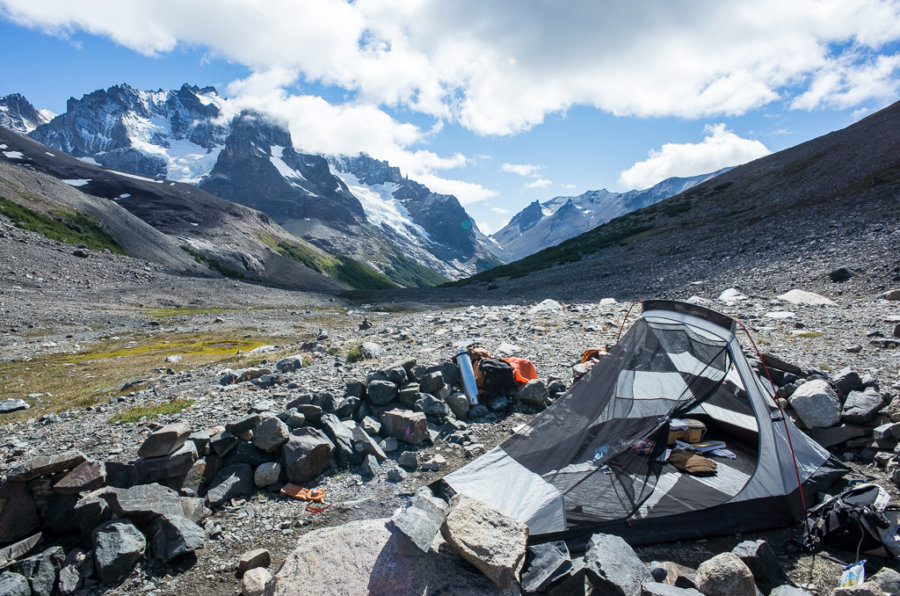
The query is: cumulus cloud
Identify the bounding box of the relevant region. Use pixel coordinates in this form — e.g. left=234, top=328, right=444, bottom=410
left=618, top=124, right=771, bottom=190
left=2, top=0, right=898, bottom=137
left=525, top=178, right=552, bottom=189
left=501, top=163, right=542, bottom=177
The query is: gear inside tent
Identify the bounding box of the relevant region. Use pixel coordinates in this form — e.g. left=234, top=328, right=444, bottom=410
left=438, top=300, right=845, bottom=547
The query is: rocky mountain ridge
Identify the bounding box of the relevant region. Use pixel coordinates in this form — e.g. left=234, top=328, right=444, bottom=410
left=490, top=169, right=728, bottom=262
left=0, top=94, right=54, bottom=134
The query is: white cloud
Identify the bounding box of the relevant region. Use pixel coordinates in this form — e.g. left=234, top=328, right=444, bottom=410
left=501, top=163, right=541, bottom=177
left=525, top=178, right=552, bottom=189
left=416, top=173, right=497, bottom=205
left=618, top=124, right=771, bottom=190
left=2, top=0, right=898, bottom=136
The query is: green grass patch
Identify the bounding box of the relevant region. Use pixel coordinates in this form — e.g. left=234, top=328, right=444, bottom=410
left=794, top=331, right=824, bottom=338
left=0, top=196, right=125, bottom=254
left=346, top=344, right=363, bottom=363
left=381, top=247, right=449, bottom=288
left=109, top=399, right=194, bottom=424
left=259, top=234, right=399, bottom=290
left=0, top=331, right=297, bottom=423
left=142, top=306, right=243, bottom=319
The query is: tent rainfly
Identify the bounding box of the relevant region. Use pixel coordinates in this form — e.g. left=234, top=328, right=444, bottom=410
left=440, top=300, right=844, bottom=546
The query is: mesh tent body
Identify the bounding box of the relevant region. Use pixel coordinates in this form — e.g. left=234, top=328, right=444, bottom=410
left=441, top=301, right=843, bottom=546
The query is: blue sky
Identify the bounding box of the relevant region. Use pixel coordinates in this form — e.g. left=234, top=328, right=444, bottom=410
left=2, top=1, right=899, bottom=234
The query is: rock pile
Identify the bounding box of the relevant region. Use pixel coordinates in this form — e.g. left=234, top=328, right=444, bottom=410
left=0, top=350, right=561, bottom=594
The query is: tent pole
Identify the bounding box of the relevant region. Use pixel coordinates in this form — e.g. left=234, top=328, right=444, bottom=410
left=736, top=320, right=808, bottom=517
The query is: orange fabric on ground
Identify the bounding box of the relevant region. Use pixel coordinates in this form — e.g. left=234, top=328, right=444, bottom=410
left=281, top=484, right=326, bottom=503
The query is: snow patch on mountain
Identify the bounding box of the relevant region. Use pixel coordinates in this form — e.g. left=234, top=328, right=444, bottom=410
left=335, top=170, right=432, bottom=244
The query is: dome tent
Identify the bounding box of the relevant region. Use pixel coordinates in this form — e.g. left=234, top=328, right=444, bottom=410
left=439, top=300, right=844, bottom=546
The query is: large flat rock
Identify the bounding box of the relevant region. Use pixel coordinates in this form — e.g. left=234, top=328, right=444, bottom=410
left=266, top=518, right=517, bottom=596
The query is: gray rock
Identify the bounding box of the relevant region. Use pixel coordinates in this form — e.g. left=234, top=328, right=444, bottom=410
left=180, top=496, right=210, bottom=523
left=390, top=493, right=448, bottom=552
left=235, top=368, right=272, bottom=383
left=517, top=379, right=549, bottom=406
left=297, top=404, right=324, bottom=425
left=397, top=384, right=420, bottom=406
left=419, top=371, right=445, bottom=395
left=138, top=421, right=191, bottom=458
left=210, top=430, right=239, bottom=457
left=267, top=518, right=507, bottom=595
left=223, top=441, right=269, bottom=468
left=769, top=586, right=813, bottom=596
left=446, top=392, right=470, bottom=419
left=205, top=464, right=253, bottom=508
left=387, top=467, right=407, bottom=482
left=239, top=548, right=271, bottom=573
left=252, top=417, right=290, bottom=453
left=360, top=342, right=382, bottom=359
left=367, top=380, right=398, bottom=405
left=381, top=436, right=399, bottom=452
left=469, top=404, right=490, bottom=418
left=92, top=520, right=145, bottom=585
left=0, top=481, right=39, bottom=543
left=74, top=492, right=112, bottom=536
left=415, top=393, right=451, bottom=418
left=360, top=415, right=382, bottom=436
left=226, top=414, right=261, bottom=435
left=0, top=532, right=43, bottom=570
left=398, top=450, right=419, bottom=469
left=361, top=454, right=380, bottom=478
left=641, top=582, right=705, bottom=596
left=351, top=425, right=387, bottom=461
left=181, top=456, right=218, bottom=496
left=9, top=545, right=64, bottom=596
left=810, top=424, right=872, bottom=448
left=254, top=462, right=281, bottom=488
left=57, top=548, right=91, bottom=595
left=7, top=450, right=86, bottom=482
left=276, top=354, right=304, bottom=372
left=320, top=414, right=361, bottom=466
left=242, top=567, right=271, bottom=596
left=282, top=428, right=334, bottom=483
left=0, top=399, right=29, bottom=413
left=695, top=553, right=755, bottom=596
left=381, top=409, right=429, bottom=445
left=384, top=366, right=408, bottom=386
left=789, top=380, right=841, bottom=428
left=521, top=541, right=572, bottom=593
left=149, top=513, right=205, bottom=562
left=0, top=571, right=30, bottom=596
left=103, top=483, right=184, bottom=523
left=731, top=539, right=791, bottom=594
left=39, top=492, right=80, bottom=535
left=842, top=390, right=885, bottom=424
left=833, top=367, right=864, bottom=395
left=131, top=441, right=198, bottom=485
left=870, top=567, right=900, bottom=594
left=584, top=533, right=650, bottom=596
left=420, top=455, right=447, bottom=471
left=440, top=493, right=528, bottom=590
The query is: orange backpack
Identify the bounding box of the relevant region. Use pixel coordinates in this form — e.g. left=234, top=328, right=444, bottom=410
left=502, top=357, right=538, bottom=386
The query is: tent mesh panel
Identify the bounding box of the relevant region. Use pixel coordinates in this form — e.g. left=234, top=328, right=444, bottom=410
left=502, top=318, right=731, bottom=532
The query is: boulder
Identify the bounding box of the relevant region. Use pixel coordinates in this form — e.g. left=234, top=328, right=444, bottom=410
left=210, top=430, right=239, bottom=457
left=57, top=548, right=91, bottom=595
left=149, top=513, right=205, bottom=562
left=381, top=409, right=429, bottom=445
left=520, top=541, right=572, bottom=593
left=180, top=496, right=210, bottom=523
left=789, top=380, right=841, bottom=428
left=440, top=493, right=528, bottom=589
left=446, top=392, right=470, bottom=419
left=695, top=553, right=755, bottom=596
left=0, top=571, right=30, bottom=596
left=367, top=380, right=398, bottom=405
left=205, top=464, right=253, bottom=508
left=516, top=379, right=549, bottom=406
left=267, top=518, right=506, bottom=595
left=252, top=417, right=290, bottom=453
left=226, top=414, right=261, bottom=436
left=223, top=442, right=269, bottom=468
left=131, top=442, right=198, bottom=485
left=389, top=492, right=449, bottom=552
left=320, top=414, right=361, bottom=466
left=92, top=520, right=145, bottom=585
left=833, top=367, right=864, bottom=395
left=777, top=289, right=836, bottom=306
left=351, top=425, right=387, bottom=461
left=419, top=371, right=445, bottom=395
left=769, top=587, right=811, bottom=596
left=276, top=354, right=304, bottom=372
left=870, top=567, right=900, bottom=594
left=103, top=483, right=184, bottom=523
left=731, top=539, right=791, bottom=594
left=842, top=390, right=885, bottom=424
left=282, top=428, right=334, bottom=483
left=583, top=532, right=650, bottom=596
left=0, top=481, right=39, bottom=543
left=7, top=450, right=86, bottom=482
left=361, top=454, right=380, bottom=478
left=74, top=492, right=112, bottom=537
left=52, top=459, right=106, bottom=494
left=138, top=421, right=191, bottom=458
left=9, top=545, right=64, bottom=596
left=242, top=567, right=271, bottom=596
left=810, top=425, right=871, bottom=448
left=0, top=532, right=43, bottom=570
left=254, top=462, right=281, bottom=488
left=360, top=342, right=382, bottom=359
left=415, top=394, right=451, bottom=419
left=832, top=582, right=885, bottom=596
left=0, top=399, right=29, bottom=413
left=238, top=548, right=271, bottom=573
